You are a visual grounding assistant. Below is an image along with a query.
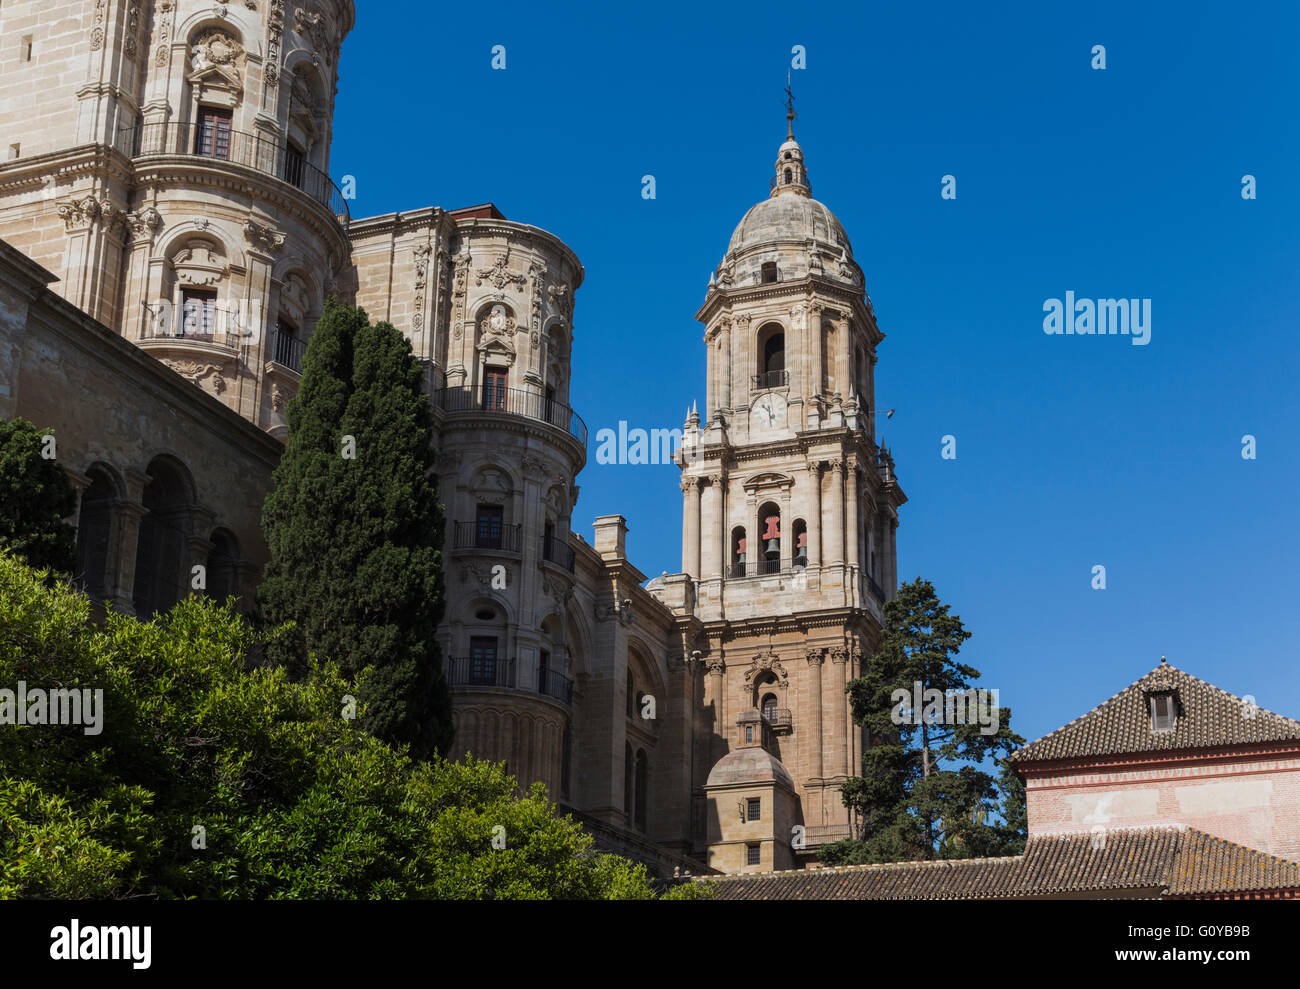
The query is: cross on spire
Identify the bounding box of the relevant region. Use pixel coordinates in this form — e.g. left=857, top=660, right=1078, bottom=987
left=784, top=71, right=797, bottom=140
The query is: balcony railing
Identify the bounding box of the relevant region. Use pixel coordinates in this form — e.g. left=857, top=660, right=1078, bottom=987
left=451, top=521, right=523, bottom=554
left=729, top=558, right=786, bottom=578
left=117, top=121, right=350, bottom=223
left=431, top=385, right=587, bottom=447
left=751, top=369, right=789, bottom=390
left=867, top=575, right=887, bottom=603
left=800, top=825, right=854, bottom=848
left=142, top=302, right=248, bottom=347
left=445, top=656, right=516, bottom=689
left=270, top=328, right=306, bottom=373
left=761, top=707, right=792, bottom=731
left=537, top=667, right=574, bottom=705
left=542, top=537, right=576, bottom=573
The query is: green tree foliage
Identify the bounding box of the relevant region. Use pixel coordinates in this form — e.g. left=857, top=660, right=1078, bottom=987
left=0, top=550, right=702, bottom=899
left=258, top=300, right=453, bottom=759
left=824, top=578, right=1025, bottom=865
left=0, top=417, right=76, bottom=576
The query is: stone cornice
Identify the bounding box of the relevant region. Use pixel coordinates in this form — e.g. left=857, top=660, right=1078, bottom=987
left=132, top=157, right=349, bottom=259
left=453, top=217, right=584, bottom=290
left=0, top=143, right=134, bottom=194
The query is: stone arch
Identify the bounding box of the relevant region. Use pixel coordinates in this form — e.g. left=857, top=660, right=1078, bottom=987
left=205, top=527, right=240, bottom=603
left=132, top=455, right=197, bottom=618
left=756, top=320, right=786, bottom=381
left=743, top=652, right=791, bottom=708
left=74, top=462, right=124, bottom=600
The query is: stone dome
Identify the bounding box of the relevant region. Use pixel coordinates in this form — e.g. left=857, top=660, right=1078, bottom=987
left=705, top=745, right=795, bottom=789
left=726, top=194, right=853, bottom=259
left=716, top=133, right=861, bottom=289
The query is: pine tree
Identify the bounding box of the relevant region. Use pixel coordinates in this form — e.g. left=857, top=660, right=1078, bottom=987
left=0, top=417, right=77, bottom=576
left=825, top=578, right=1025, bottom=864
left=258, top=300, right=453, bottom=759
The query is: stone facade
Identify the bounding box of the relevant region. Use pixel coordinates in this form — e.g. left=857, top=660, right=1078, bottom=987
left=0, top=0, right=355, bottom=438
left=0, top=2, right=913, bottom=878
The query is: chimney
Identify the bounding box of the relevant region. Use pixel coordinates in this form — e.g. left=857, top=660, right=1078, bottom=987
left=592, top=515, right=628, bottom=560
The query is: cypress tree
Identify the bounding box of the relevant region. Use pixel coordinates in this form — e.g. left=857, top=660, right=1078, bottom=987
left=259, top=300, right=453, bottom=758
left=0, top=417, right=77, bottom=576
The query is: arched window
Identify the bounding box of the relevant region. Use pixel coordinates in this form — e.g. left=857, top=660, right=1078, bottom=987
left=792, top=518, right=808, bottom=568
left=205, top=529, right=239, bottom=603
left=758, top=502, right=781, bottom=574
left=75, top=468, right=117, bottom=599
left=132, top=458, right=192, bottom=618
left=731, top=526, right=747, bottom=578
left=783, top=167, right=792, bottom=184
left=761, top=261, right=778, bottom=283
left=756, top=322, right=786, bottom=390
left=761, top=693, right=778, bottom=723
left=634, top=749, right=648, bottom=831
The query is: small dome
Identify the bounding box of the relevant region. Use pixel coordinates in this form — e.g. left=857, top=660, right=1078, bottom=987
left=705, top=746, right=795, bottom=789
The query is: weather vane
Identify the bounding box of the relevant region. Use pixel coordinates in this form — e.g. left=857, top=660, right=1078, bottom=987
left=784, top=70, right=797, bottom=139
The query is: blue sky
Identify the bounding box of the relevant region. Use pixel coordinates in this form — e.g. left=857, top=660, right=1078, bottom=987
left=331, top=0, right=1300, bottom=747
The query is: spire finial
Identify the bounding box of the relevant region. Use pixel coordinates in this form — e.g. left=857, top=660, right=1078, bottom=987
left=784, top=70, right=797, bottom=140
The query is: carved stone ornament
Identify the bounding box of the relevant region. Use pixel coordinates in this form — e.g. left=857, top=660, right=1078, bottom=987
left=58, top=196, right=103, bottom=231
left=745, top=653, right=789, bottom=689
left=412, top=242, right=432, bottom=331
left=293, top=4, right=331, bottom=66
left=271, top=382, right=286, bottom=412
left=243, top=219, right=286, bottom=254
left=476, top=252, right=527, bottom=292
left=191, top=30, right=243, bottom=71
left=90, top=0, right=107, bottom=50
left=125, top=207, right=164, bottom=242
left=481, top=305, right=515, bottom=339
left=164, top=359, right=227, bottom=393
left=153, top=1, right=175, bottom=67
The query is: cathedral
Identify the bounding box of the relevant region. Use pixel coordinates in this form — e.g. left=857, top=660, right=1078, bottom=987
left=4, top=3, right=1300, bottom=899
left=0, top=0, right=907, bottom=876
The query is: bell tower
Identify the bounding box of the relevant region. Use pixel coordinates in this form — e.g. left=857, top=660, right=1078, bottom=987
left=675, top=104, right=908, bottom=870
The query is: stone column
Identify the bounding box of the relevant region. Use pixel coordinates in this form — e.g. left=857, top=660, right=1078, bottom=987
left=705, top=324, right=716, bottom=414
left=809, top=304, right=824, bottom=423
left=807, top=462, right=823, bottom=567
left=806, top=648, right=825, bottom=779
left=719, top=318, right=731, bottom=409
left=704, top=658, right=726, bottom=777
left=845, top=463, right=860, bottom=594
left=734, top=314, right=752, bottom=411
left=681, top=477, right=700, bottom=578
left=701, top=475, right=722, bottom=579
left=831, top=647, right=849, bottom=777
left=779, top=486, right=793, bottom=571
left=827, top=460, right=845, bottom=565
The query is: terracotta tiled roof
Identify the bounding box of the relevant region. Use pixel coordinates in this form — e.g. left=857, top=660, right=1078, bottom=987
left=1009, top=660, right=1300, bottom=764
left=700, top=828, right=1300, bottom=900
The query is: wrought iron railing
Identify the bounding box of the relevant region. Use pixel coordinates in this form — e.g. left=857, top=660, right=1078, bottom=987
left=867, top=575, right=887, bottom=603
left=431, top=385, right=587, bottom=447
left=729, top=558, right=785, bottom=577
left=761, top=707, right=792, bottom=730
left=445, top=656, right=516, bottom=689
left=537, top=667, right=574, bottom=705
left=270, top=329, right=306, bottom=373
left=117, top=121, right=350, bottom=222
left=141, top=302, right=248, bottom=347
left=451, top=521, right=523, bottom=554
left=751, top=369, right=789, bottom=390
left=542, top=537, right=576, bottom=573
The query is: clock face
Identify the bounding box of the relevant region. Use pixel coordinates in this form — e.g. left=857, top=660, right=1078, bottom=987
left=749, top=393, right=788, bottom=434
